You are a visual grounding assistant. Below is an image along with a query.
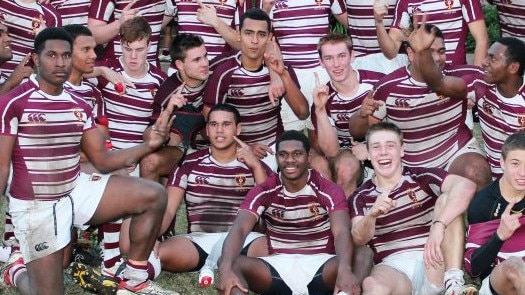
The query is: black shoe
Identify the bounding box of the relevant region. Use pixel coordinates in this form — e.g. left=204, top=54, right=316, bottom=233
left=71, top=262, right=118, bottom=295
left=72, top=246, right=102, bottom=267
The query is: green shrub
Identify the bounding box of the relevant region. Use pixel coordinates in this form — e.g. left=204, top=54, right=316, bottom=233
left=467, top=4, right=501, bottom=52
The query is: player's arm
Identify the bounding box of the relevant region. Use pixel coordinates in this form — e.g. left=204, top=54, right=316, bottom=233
left=348, top=91, right=382, bottom=140
left=469, top=19, right=489, bottom=67
left=88, top=0, right=139, bottom=45
left=0, top=135, right=15, bottom=196
left=351, top=190, right=395, bottom=245
left=334, top=12, right=348, bottom=28
left=434, top=174, right=476, bottom=226
left=196, top=0, right=241, bottom=50
left=217, top=210, right=257, bottom=295
left=312, top=73, right=340, bottom=157
left=160, top=186, right=185, bottom=234
left=409, top=16, right=468, bottom=99
left=331, top=210, right=360, bottom=294
left=374, top=0, right=405, bottom=59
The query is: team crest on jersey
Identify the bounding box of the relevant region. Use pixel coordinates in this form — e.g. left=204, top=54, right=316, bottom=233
left=407, top=188, right=421, bottom=208
left=308, top=202, right=321, bottom=218
left=437, top=94, right=450, bottom=104
left=275, top=0, right=289, bottom=10
left=444, top=0, right=454, bottom=9
left=394, top=98, right=410, bottom=109
left=31, top=16, right=44, bottom=35
left=73, top=109, right=84, bottom=122
left=235, top=174, right=247, bottom=187
left=482, top=101, right=493, bottom=116
left=518, top=115, right=525, bottom=128
left=150, top=88, right=158, bottom=97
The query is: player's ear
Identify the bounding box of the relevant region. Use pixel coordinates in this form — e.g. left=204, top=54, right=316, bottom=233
left=236, top=123, right=241, bottom=136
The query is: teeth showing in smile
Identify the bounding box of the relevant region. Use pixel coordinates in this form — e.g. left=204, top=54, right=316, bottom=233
left=378, top=160, right=391, bottom=167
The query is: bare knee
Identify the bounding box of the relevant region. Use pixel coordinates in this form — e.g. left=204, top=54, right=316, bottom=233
left=141, top=181, right=168, bottom=212
left=449, top=154, right=491, bottom=191
left=140, top=152, right=162, bottom=175
left=362, top=276, right=390, bottom=294
left=500, top=257, right=525, bottom=281
left=309, top=152, right=332, bottom=180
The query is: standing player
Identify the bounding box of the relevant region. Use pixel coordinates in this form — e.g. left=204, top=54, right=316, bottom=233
left=0, top=27, right=177, bottom=295
left=50, top=0, right=92, bottom=26
left=464, top=132, right=525, bottom=295
left=257, top=0, right=346, bottom=131
left=409, top=17, right=525, bottom=178
left=351, top=23, right=492, bottom=190
left=202, top=8, right=309, bottom=170
left=0, top=0, right=61, bottom=76
left=158, top=104, right=270, bottom=287
left=351, top=122, right=478, bottom=295
left=374, top=0, right=488, bottom=66
left=88, top=0, right=167, bottom=65
left=218, top=130, right=367, bottom=295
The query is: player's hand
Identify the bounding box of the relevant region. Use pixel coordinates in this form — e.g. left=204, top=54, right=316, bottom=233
left=373, top=0, right=389, bottom=23
left=424, top=219, right=445, bottom=269
left=216, top=267, right=249, bottom=295
left=99, top=67, right=135, bottom=90
left=358, top=90, right=384, bottom=118
left=264, top=37, right=285, bottom=76
left=369, top=189, right=395, bottom=218
left=268, top=76, right=284, bottom=106
left=497, top=201, right=523, bottom=241
left=334, top=269, right=361, bottom=295
left=235, top=136, right=260, bottom=168
left=8, top=53, right=33, bottom=84
left=166, top=83, right=188, bottom=113
left=249, top=143, right=274, bottom=159
left=196, top=0, right=220, bottom=28
left=313, top=72, right=329, bottom=111
left=119, top=0, right=139, bottom=24
left=261, top=0, right=276, bottom=13
left=350, top=140, right=368, bottom=161
left=407, top=13, right=436, bottom=53
left=149, top=106, right=176, bottom=150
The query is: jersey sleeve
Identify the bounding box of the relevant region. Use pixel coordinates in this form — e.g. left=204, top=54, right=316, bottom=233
left=89, top=0, right=115, bottom=22
left=461, top=0, right=484, bottom=23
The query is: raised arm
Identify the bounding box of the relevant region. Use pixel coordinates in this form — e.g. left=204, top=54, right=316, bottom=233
left=196, top=0, right=241, bottom=50
left=375, top=0, right=405, bottom=59
left=312, top=73, right=340, bottom=157
left=409, top=15, right=468, bottom=98
left=469, top=19, right=489, bottom=67
left=351, top=190, right=395, bottom=245
left=88, top=0, right=139, bottom=45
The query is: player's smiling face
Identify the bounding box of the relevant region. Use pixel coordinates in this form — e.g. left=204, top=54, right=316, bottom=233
left=206, top=110, right=240, bottom=150
left=277, top=140, right=310, bottom=181
left=501, top=149, right=525, bottom=193
left=367, top=130, right=404, bottom=180
left=319, top=42, right=352, bottom=83
left=177, top=45, right=209, bottom=86
left=0, top=24, right=12, bottom=62
left=72, top=35, right=97, bottom=75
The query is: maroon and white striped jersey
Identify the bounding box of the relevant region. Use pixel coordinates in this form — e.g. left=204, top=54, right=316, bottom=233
left=489, top=0, right=525, bottom=42
left=466, top=75, right=525, bottom=178
left=391, top=0, right=484, bottom=65
left=310, top=69, right=383, bottom=148
left=0, top=75, right=97, bottom=201
left=372, top=65, right=479, bottom=169
left=88, top=0, right=166, bottom=65
left=0, top=0, right=61, bottom=75
left=64, top=80, right=103, bottom=112
left=350, top=166, right=447, bottom=263
left=50, top=0, right=91, bottom=26
left=259, top=0, right=345, bottom=69
left=166, top=0, right=242, bottom=60
left=168, top=148, right=272, bottom=233
left=96, top=58, right=167, bottom=149
left=345, top=0, right=397, bottom=56
left=241, top=169, right=349, bottom=255
left=203, top=52, right=297, bottom=146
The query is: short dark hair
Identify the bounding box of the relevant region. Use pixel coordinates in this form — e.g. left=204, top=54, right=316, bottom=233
left=240, top=8, right=271, bottom=32
left=276, top=130, right=310, bottom=153
left=404, top=24, right=444, bottom=51
left=119, top=16, right=152, bottom=44
left=502, top=131, right=525, bottom=160
left=63, top=24, right=92, bottom=42
left=34, top=27, right=73, bottom=55
left=366, top=122, right=403, bottom=148
left=207, top=103, right=241, bottom=124
left=170, top=33, right=205, bottom=62
left=497, top=37, right=525, bottom=76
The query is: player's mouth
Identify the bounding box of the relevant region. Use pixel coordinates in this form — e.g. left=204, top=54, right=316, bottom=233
left=377, top=159, right=392, bottom=168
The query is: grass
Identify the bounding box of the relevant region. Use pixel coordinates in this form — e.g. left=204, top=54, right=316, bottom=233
left=0, top=202, right=220, bottom=295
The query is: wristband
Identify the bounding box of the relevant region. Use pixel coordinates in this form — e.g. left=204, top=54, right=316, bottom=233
left=432, top=220, right=447, bottom=228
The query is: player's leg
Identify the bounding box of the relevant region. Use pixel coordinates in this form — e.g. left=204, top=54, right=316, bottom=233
left=361, top=265, right=412, bottom=295
left=489, top=257, right=525, bottom=295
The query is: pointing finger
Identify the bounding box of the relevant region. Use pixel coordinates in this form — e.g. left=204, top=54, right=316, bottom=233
left=314, top=72, right=320, bottom=87
left=124, top=0, right=138, bottom=10
left=233, top=136, right=249, bottom=148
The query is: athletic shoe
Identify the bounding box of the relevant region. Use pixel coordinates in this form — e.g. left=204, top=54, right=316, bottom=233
left=3, top=237, right=19, bottom=248
left=1, top=250, right=23, bottom=287
left=72, top=246, right=102, bottom=267
left=116, top=280, right=180, bottom=295
left=445, top=283, right=478, bottom=295
left=71, top=262, right=118, bottom=295
left=198, top=267, right=214, bottom=288
left=102, top=259, right=126, bottom=278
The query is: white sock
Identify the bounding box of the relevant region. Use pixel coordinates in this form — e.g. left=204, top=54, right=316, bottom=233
left=444, top=268, right=465, bottom=288
left=0, top=246, right=12, bottom=263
